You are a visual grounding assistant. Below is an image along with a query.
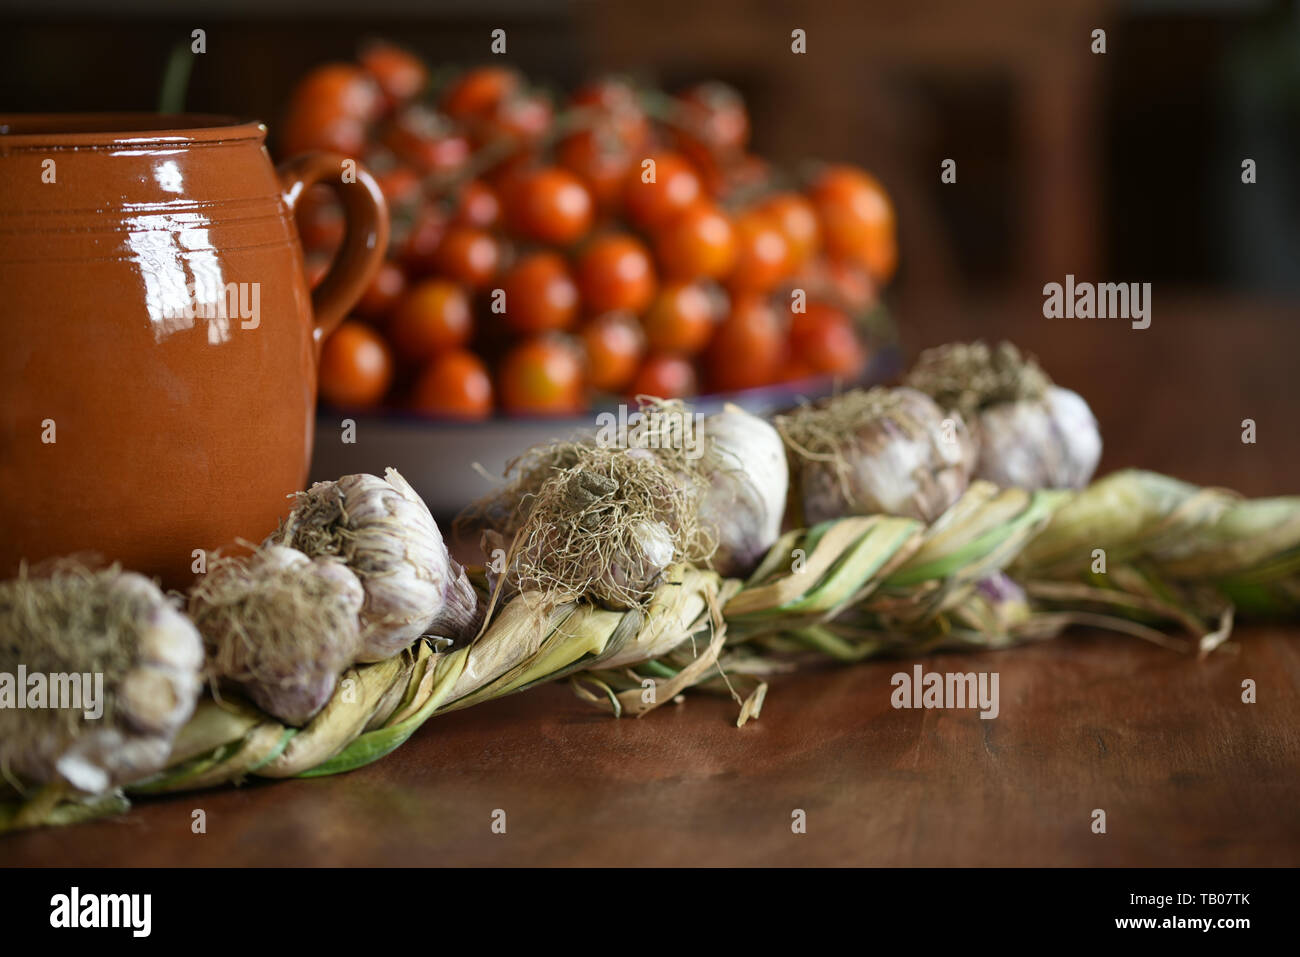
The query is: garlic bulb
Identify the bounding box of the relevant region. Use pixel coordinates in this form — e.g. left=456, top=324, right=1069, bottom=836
left=0, top=564, right=203, bottom=794
left=189, top=544, right=364, bottom=725
left=697, top=404, right=788, bottom=577
left=271, top=468, right=483, bottom=661
left=494, top=447, right=711, bottom=610
left=777, top=386, right=977, bottom=524
left=905, top=341, right=1102, bottom=490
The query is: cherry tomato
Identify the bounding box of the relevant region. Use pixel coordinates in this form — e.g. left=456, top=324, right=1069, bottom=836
left=359, top=41, right=428, bottom=108
left=575, top=234, right=657, bottom=314
left=411, top=349, right=494, bottom=420
left=705, top=294, right=783, bottom=392
left=451, top=179, right=502, bottom=230
left=654, top=202, right=736, bottom=280
left=502, top=252, right=580, bottom=334
left=389, top=279, right=473, bottom=361
left=483, top=89, right=554, bottom=144
left=397, top=202, right=449, bottom=275
left=581, top=312, right=645, bottom=392
left=557, top=126, right=637, bottom=212
left=500, top=336, right=586, bottom=416
left=287, top=63, right=383, bottom=122
left=789, top=301, right=866, bottom=378
left=642, top=280, right=719, bottom=354
left=381, top=105, right=471, bottom=175
left=433, top=226, right=501, bottom=289
left=622, top=151, right=703, bottom=232
left=808, top=165, right=898, bottom=283
left=504, top=167, right=594, bottom=246
left=355, top=261, right=407, bottom=319
left=675, top=82, right=750, bottom=157
left=371, top=162, right=423, bottom=210
left=571, top=77, right=651, bottom=148
left=440, top=67, right=521, bottom=122
left=319, top=320, right=393, bottom=408
left=728, top=209, right=791, bottom=293
left=760, top=192, right=821, bottom=269
left=630, top=353, right=698, bottom=399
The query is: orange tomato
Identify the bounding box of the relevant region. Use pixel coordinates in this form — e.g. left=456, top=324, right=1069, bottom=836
left=502, top=252, right=580, bottom=334
left=571, top=77, right=651, bottom=149
left=380, top=105, right=471, bottom=175
left=286, top=62, right=383, bottom=122
left=807, top=165, right=897, bottom=283
left=319, top=320, right=393, bottom=408
left=674, top=82, right=750, bottom=157
left=642, top=280, right=719, bottom=354
left=630, top=353, right=698, bottom=399
left=575, top=234, right=657, bottom=315
left=581, top=312, right=646, bottom=392
left=557, top=126, right=637, bottom=211
left=433, top=226, right=501, bottom=289
left=359, top=41, right=428, bottom=108
left=484, top=89, right=554, bottom=144
left=789, top=301, right=866, bottom=378
left=411, top=349, right=494, bottom=420
left=622, top=151, right=703, bottom=231
left=654, top=203, right=736, bottom=280
left=760, top=192, right=821, bottom=269
left=389, top=279, right=473, bottom=361
left=355, top=261, right=407, bottom=319
left=728, top=209, right=791, bottom=293
left=705, top=294, right=783, bottom=392
left=440, top=67, right=521, bottom=122
left=504, top=166, right=594, bottom=245
left=451, top=179, right=502, bottom=230
left=500, top=336, right=586, bottom=416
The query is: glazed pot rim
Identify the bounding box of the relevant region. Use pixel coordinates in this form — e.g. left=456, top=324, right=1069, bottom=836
left=0, top=113, right=266, bottom=147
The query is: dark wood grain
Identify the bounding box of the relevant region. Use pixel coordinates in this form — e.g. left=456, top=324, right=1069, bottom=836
left=2, top=300, right=1297, bottom=867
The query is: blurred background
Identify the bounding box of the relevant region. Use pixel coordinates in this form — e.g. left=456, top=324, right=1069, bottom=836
left=2, top=0, right=1297, bottom=492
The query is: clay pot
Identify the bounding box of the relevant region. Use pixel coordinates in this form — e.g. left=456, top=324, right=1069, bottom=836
left=0, top=114, right=389, bottom=587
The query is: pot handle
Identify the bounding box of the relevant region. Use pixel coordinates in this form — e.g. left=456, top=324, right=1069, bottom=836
left=278, top=153, right=390, bottom=344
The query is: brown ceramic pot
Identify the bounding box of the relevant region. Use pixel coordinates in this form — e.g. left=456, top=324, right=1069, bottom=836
left=0, top=114, right=389, bottom=588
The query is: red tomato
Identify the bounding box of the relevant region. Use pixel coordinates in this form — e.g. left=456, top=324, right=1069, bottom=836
left=433, top=226, right=501, bottom=289
left=397, top=203, right=449, bottom=276
left=502, top=252, right=580, bottom=334
left=389, top=279, right=474, bottom=361
left=789, top=301, right=866, bottom=378
left=500, top=336, right=586, bottom=415
left=807, top=165, right=898, bottom=283
left=760, top=192, right=821, bottom=269
left=504, top=167, right=594, bottom=245
left=571, top=77, right=651, bottom=149
left=675, top=82, right=750, bottom=157
left=728, top=209, right=791, bottom=293
left=581, top=312, right=646, bottom=392
left=705, top=294, right=783, bottom=392
left=355, top=261, right=407, bottom=320
left=654, top=203, right=736, bottom=280
left=319, top=320, right=393, bottom=408
left=483, top=89, right=554, bottom=144
left=287, top=63, right=383, bottom=123
left=411, top=349, right=494, bottom=420
left=630, top=354, right=698, bottom=399
left=451, top=179, right=502, bottom=230
left=557, top=126, right=637, bottom=212
left=440, top=67, right=522, bottom=122
left=575, top=234, right=657, bottom=315
left=381, top=105, right=471, bottom=175
left=622, top=151, right=703, bottom=232
left=642, top=280, right=720, bottom=354
left=359, top=42, right=428, bottom=108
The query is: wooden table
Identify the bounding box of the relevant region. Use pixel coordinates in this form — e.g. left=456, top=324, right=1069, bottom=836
left=3, top=297, right=1297, bottom=866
